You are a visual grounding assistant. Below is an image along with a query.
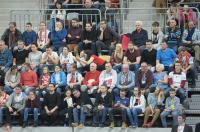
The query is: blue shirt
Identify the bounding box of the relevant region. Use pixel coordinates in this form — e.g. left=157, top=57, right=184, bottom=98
left=22, top=30, right=37, bottom=46
left=0, top=49, right=13, bottom=68
left=48, top=28, right=67, bottom=45
left=156, top=48, right=177, bottom=66
left=115, top=96, right=129, bottom=107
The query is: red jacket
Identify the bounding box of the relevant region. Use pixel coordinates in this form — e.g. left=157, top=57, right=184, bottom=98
left=82, top=70, right=101, bottom=86
left=21, top=70, right=38, bottom=87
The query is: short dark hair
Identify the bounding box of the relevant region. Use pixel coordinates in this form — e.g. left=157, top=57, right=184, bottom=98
left=72, top=18, right=78, bottom=22
left=9, top=22, right=16, bottom=27
left=31, top=43, right=38, bottom=48
left=26, top=22, right=32, bottom=26
left=146, top=39, right=152, bottom=44
left=169, top=88, right=176, bottom=92
left=48, top=83, right=55, bottom=87
left=178, top=114, right=186, bottom=120
left=70, top=63, right=77, bottom=70
left=152, top=21, right=159, bottom=27
left=46, top=45, right=52, bottom=50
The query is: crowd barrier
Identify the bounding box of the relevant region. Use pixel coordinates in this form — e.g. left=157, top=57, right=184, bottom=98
left=9, top=6, right=200, bottom=35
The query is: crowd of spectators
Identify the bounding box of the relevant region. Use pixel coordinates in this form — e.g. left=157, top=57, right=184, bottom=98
left=0, top=0, right=199, bottom=131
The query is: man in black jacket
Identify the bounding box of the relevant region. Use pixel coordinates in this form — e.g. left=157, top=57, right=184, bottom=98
left=171, top=114, right=193, bottom=132
left=72, top=89, right=93, bottom=128
left=1, top=22, right=23, bottom=50
left=93, top=85, right=112, bottom=127
left=41, top=83, right=61, bottom=126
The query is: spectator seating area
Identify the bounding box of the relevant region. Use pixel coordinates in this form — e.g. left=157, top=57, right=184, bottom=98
left=0, top=0, right=200, bottom=132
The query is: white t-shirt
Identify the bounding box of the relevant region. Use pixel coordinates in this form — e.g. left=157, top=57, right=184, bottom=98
left=42, top=51, right=59, bottom=65
left=29, top=51, right=42, bottom=66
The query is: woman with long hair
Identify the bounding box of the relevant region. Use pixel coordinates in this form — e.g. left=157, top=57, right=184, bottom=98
left=127, top=87, right=146, bottom=128
left=110, top=43, right=124, bottom=73
left=142, top=87, right=165, bottom=128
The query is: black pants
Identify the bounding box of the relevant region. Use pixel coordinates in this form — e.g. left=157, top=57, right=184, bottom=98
left=41, top=109, right=58, bottom=126
left=5, top=107, right=23, bottom=125
left=59, top=107, right=73, bottom=125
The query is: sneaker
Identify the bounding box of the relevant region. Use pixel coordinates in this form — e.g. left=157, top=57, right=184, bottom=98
left=22, top=122, right=27, bottom=128
left=77, top=123, right=84, bottom=128
left=99, top=124, right=104, bottom=127
left=121, top=122, right=127, bottom=129
left=71, top=123, right=78, bottom=127
left=109, top=122, right=114, bottom=128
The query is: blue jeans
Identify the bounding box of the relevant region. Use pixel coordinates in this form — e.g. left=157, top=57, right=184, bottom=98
left=4, top=85, right=14, bottom=95
left=56, top=85, right=66, bottom=94
left=0, top=107, right=5, bottom=124
left=22, top=86, right=34, bottom=95
left=129, top=64, right=140, bottom=72
left=127, top=108, right=142, bottom=126
left=93, top=107, right=110, bottom=124
left=176, top=88, right=186, bottom=103
left=51, top=44, right=65, bottom=55
left=23, top=108, right=39, bottom=123
left=73, top=107, right=86, bottom=124
left=160, top=110, right=179, bottom=127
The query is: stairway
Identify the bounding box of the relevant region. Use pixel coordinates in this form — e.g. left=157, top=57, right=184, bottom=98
left=121, top=0, right=162, bottom=37
left=0, top=0, right=41, bottom=36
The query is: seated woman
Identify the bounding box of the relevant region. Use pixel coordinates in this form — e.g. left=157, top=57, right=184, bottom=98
left=127, top=87, right=146, bottom=128
left=75, top=50, right=106, bottom=72
left=151, top=64, right=169, bottom=96
left=36, top=67, right=50, bottom=97
left=4, top=65, right=20, bottom=95
left=59, top=46, right=75, bottom=73
left=142, top=87, right=165, bottom=128
left=110, top=43, right=124, bottom=73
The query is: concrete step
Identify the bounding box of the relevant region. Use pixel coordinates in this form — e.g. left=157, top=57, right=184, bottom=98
left=186, top=117, right=200, bottom=125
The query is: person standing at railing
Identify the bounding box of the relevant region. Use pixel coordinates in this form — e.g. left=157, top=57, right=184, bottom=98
left=22, top=22, right=37, bottom=51
left=131, top=21, right=148, bottom=52
left=1, top=22, right=23, bottom=50
left=80, top=0, right=100, bottom=26
left=48, top=1, right=66, bottom=32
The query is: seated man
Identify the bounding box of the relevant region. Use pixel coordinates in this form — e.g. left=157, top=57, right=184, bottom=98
left=141, top=40, right=157, bottom=71
left=78, top=22, right=97, bottom=51
left=48, top=21, right=67, bottom=54
left=131, top=21, right=148, bottom=51
left=67, top=18, right=82, bottom=54
left=178, top=46, right=196, bottom=88
left=93, top=85, right=112, bottom=127
left=22, top=22, right=37, bottom=50
left=123, top=42, right=141, bottom=72
left=96, top=19, right=120, bottom=55
left=151, top=21, right=164, bottom=50
left=168, top=61, right=186, bottom=103
left=13, top=40, right=29, bottom=70
left=165, top=19, right=181, bottom=51
left=99, top=62, right=117, bottom=93
left=51, top=65, right=67, bottom=93
left=40, top=46, right=59, bottom=72
left=81, top=63, right=101, bottom=96
left=135, top=62, right=153, bottom=96
left=67, top=64, right=83, bottom=91
left=20, top=63, right=38, bottom=95
left=160, top=89, right=180, bottom=127
left=1, top=22, right=22, bottom=50
left=156, top=41, right=177, bottom=71
left=42, top=83, right=61, bottom=126
left=114, top=63, right=135, bottom=97
left=72, top=89, right=93, bottom=128
left=0, top=40, right=13, bottom=73
left=109, top=88, right=129, bottom=128
left=180, top=21, right=200, bottom=66
left=5, top=86, right=26, bottom=127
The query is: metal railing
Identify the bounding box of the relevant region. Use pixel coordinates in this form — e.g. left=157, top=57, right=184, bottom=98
left=9, top=8, right=101, bottom=32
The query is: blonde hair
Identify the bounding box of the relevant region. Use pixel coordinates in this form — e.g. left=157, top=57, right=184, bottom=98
left=156, top=63, right=164, bottom=71
left=135, top=21, right=143, bottom=26
left=114, top=43, right=123, bottom=59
